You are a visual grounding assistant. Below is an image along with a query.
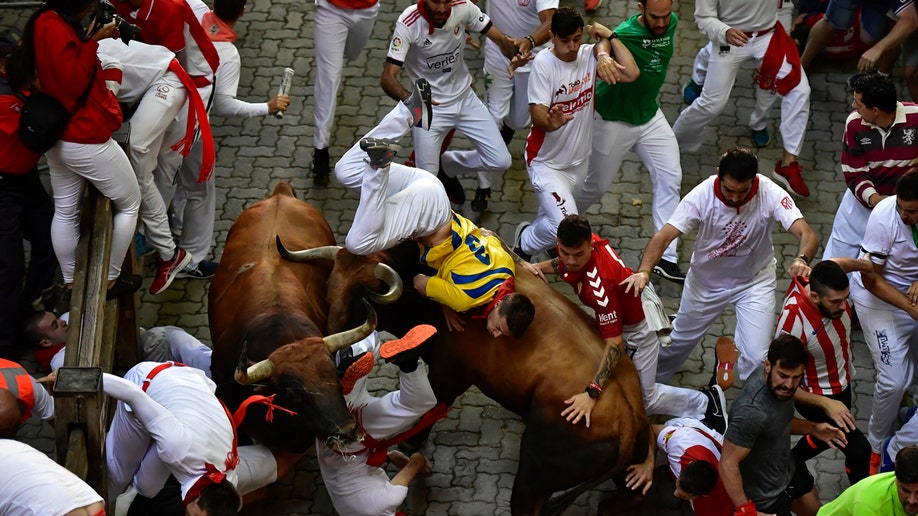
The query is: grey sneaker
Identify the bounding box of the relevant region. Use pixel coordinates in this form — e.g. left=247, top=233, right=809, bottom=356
left=404, top=78, right=432, bottom=131
left=512, top=221, right=532, bottom=262
left=360, top=138, right=402, bottom=169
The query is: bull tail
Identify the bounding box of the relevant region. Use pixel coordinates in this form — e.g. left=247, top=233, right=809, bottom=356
left=270, top=181, right=296, bottom=198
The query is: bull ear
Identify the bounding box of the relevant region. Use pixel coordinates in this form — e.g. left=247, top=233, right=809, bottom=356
left=366, top=263, right=403, bottom=305
left=324, top=299, right=378, bottom=355
left=276, top=236, right=341, bottom=262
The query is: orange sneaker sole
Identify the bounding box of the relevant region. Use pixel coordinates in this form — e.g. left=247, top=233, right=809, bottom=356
left=715, top=336, right=740, bottom=390
left=341, top=352, right=375, bottom=395
left=380, top=324, right=438, bottom=361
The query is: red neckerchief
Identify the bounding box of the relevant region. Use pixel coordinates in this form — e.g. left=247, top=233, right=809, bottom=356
left=471, top=277, right=516, bottom=319
left=202, top=10, right=237, bottom=42
left=713, top=175, right=759, bottom=214
left=416, top=0, right=447, bottom=35
left=754, top=23, right=801, bottom=95
left=344, top=403, right=450, bottom=467
left=35, top=342, right=65, bottom=371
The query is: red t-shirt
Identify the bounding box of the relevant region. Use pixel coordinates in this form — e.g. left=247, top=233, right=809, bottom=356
left=34, top=12, right=121, bottom=144
left=559, top=235, right=645, bottom=338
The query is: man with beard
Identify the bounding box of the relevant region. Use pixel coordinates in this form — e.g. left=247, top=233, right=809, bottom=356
left=574, top=0, right=687, bottom=282
left=720, top=335, right=846, bottom=516
left=622, top=147, right=819, bottom=386
left=819, top=446, right=918, bottom=515
left=776, top=259, right=873, bottom=485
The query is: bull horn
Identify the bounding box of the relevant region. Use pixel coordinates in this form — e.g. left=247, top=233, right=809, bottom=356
left=324, top=299, right=378, bottom=354
left=276, top=236, right=341, bottom=262
left=236, top=358, right=275, bottom=385
left=366, top=263, right=403, bottom=305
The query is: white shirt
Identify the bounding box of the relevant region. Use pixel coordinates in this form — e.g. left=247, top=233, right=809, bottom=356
left=657, top=417, right=724, bottom=479
left=525, top=44, right=596, bottom=169
left=97, top=39, right=175, bottom=104
left=112, top=362, right=237, bottom=500
left=694, top=0, right=777, bottom=45
left=387, top=0, right=492, bottom=105
left=486, top=0, right=557, bottom=40
left=668, top=174, right=803, bottom=288
left=0, top=440, right=103, bottom=515
left=851, top=195, right=918, bottom=311
left=212, top=40, right=269, bottom=118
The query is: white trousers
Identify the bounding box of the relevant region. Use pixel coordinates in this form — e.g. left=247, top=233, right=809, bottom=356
left=822, top=189, right=871, bottom=260
left=520, top=159, right=588, bottom=255
left=656, top=263, right=777, bottom=382
left=317, top=364, right=437, bottom=516
left=673, top=31, right=810, bottom=156
left=625, top=317, right=708, bottom=419
left=313, top=0, right=379, bottom=149
left=690, top=42, right=782, bottom=134
left=413, top=88, right=511, bottom=190
left=483, top=39, right=531, bottom=131
left=337, top=103, right=451, bottom=255
left=858, top=304, right=918, bottom=451
left=578, top=110, right=682, bottom=263
left=130, top=72, right=186, bottom=261
left=46, top=139, right=141, bottom=283
left=155, top=106, right=215, bottom=268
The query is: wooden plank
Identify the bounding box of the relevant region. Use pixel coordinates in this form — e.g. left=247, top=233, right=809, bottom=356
left=78, top=191, right=112, bottom=368
left=115, top=253, right=140, bottom=371
left=65, top=427, right=88, bottom=481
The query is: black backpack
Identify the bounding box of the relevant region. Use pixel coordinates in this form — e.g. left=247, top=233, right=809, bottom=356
left=18, top=66, right=96, bottom=154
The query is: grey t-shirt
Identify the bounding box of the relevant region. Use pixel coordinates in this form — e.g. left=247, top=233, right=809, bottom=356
left=725, top=364, right=795, bottom=508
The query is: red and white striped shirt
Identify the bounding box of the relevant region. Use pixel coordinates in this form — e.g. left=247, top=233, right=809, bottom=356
left=775, top=276, right=852, bottom=395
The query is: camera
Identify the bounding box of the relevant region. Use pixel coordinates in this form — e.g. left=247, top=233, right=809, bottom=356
left=92, top=0, right=141, bottom=44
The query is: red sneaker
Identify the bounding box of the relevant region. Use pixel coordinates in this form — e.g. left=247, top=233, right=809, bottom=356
left=773, top=161, right=810, bottom=197
left=869, top=451, right=881, bottom=475
left=585, top=0, right=602, bottom=13
left=715, top=336, right=740, bottom=390
left=380, top=324, right=438, bottom=362
left=340, top=351, right=375, bottom=396
left=150, top=248, right=192, bottom=295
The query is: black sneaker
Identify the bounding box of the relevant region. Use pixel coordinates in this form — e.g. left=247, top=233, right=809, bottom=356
left=177, top=260, right=218, bottom=280
left=437, top=170, right=465, bottom=204
left=700, top=385, right=728, bottom=435
left=360, top=138, right=401, bottom=169
left=312, top=147, right=330, bottom=187
left=653, top=259, right=686, bottom=283
left=471, top=187, right=491, bottom=212
left=107, top=274, right=142, bottom=300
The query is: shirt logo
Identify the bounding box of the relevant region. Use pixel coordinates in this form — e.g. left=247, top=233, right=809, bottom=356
left=587, top=268, right=610, bottom=308
left=423, top=38, right=432, bottom=47
left=904, top=128, right=916, bottom=145
left=859, top=137, right=872, bottom=146
left=780, top=196, right=794, bottom=210
left=391, top=37, right=402, bottom=51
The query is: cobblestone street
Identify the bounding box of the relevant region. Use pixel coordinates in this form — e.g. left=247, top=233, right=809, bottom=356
left=4, top=0, right=892, bottom=513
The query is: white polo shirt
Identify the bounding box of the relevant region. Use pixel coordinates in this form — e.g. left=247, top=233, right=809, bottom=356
left=387, top=0, right=492, bottom=105
left=486, top=0, right=557, bottom=40
left=97, top=39, right=175, bottom=105
left=668, top=174, right=803, bottom=288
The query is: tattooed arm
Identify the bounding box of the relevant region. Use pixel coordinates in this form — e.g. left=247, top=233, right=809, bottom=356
left=561, top=334, right=624, bottom=427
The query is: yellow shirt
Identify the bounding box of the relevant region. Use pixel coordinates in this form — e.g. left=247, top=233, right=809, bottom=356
left=419, top=212, right=515, bottom=312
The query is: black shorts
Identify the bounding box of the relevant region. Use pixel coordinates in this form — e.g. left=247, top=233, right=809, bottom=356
left=757, top=463, right=815, bottom=516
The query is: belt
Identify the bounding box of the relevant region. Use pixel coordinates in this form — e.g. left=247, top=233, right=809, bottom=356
left=743, top=24, right=775, bottom=38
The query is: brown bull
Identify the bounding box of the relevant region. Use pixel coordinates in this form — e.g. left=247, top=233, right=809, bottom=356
left=282, top=240, right=651, bottom=515
left=209, top=182, right=400, bottom=454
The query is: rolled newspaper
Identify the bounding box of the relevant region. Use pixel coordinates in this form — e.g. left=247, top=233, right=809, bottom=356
left=275, top=67, right=294, bottom=119
left=640, top=282, right=673, bottom=347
